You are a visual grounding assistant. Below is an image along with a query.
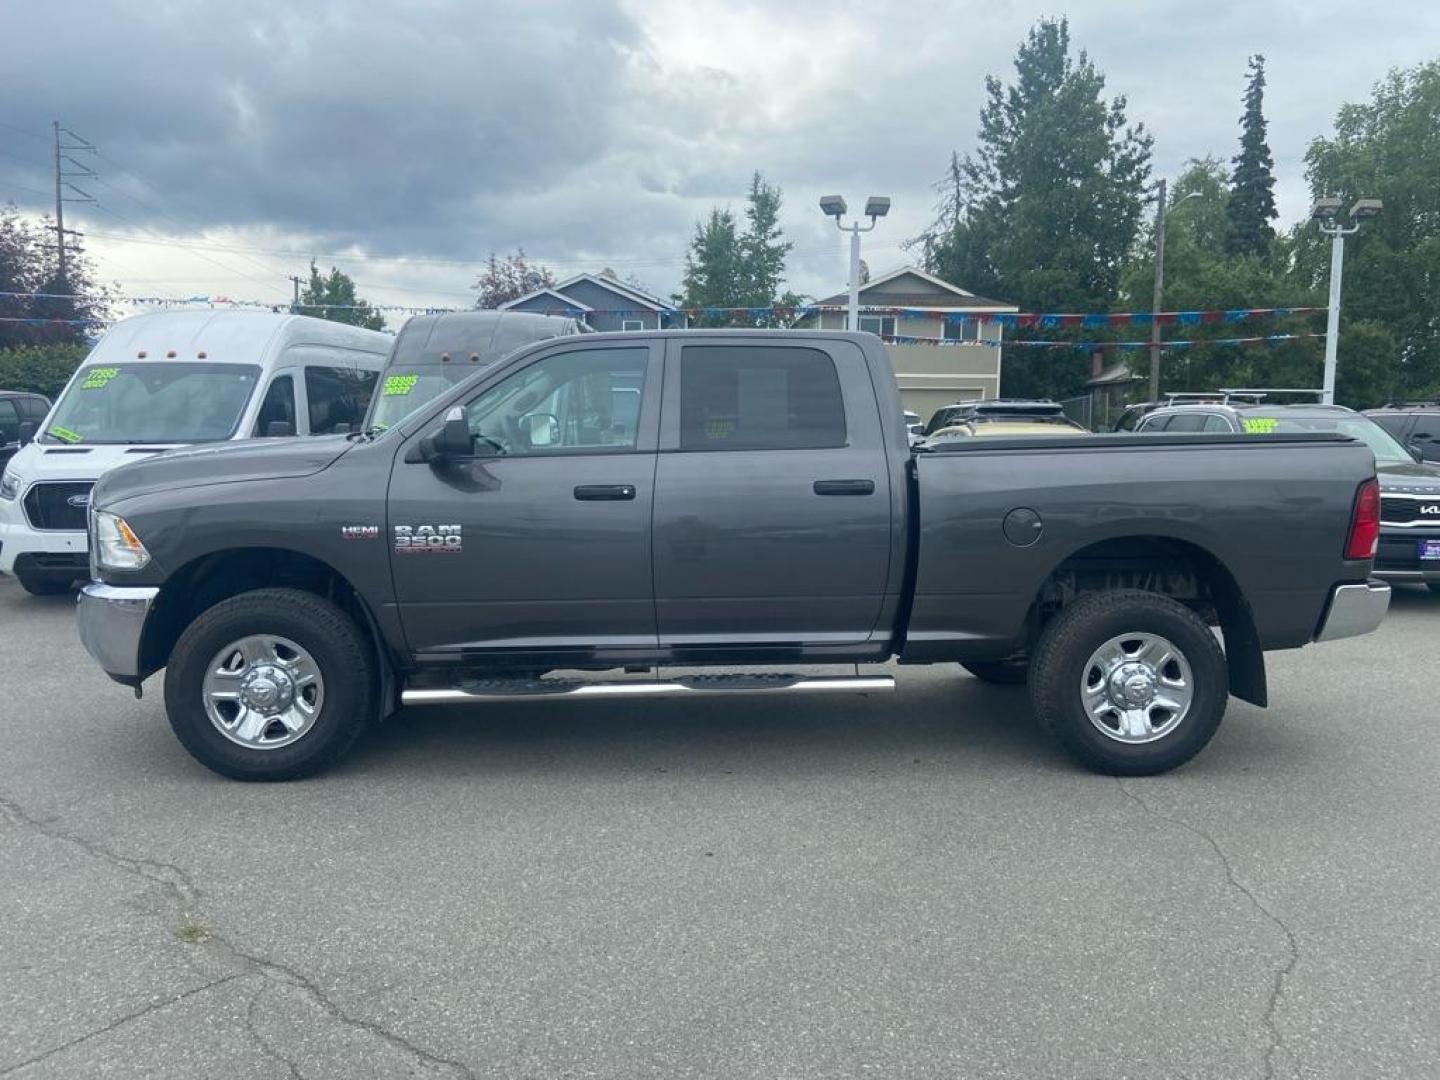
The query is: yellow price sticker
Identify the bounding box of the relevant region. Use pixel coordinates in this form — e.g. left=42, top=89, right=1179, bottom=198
left=382, top=374, right=419, bottom=397
left=1242, top=417, right=1278, bottom=434
left=80, top=367, right=120, bottom=390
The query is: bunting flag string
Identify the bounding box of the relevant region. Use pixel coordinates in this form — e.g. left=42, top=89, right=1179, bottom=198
left=0, top=290, right=1327, bottom=327
left=884, top=332, right=1327, bottom=351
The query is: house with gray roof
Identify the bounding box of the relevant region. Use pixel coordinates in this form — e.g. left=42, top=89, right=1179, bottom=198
left=499, top=272, right=684, bottom=332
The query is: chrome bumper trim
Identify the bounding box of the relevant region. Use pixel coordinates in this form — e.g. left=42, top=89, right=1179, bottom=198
left=77, top=581, right=159, bottom=683
left=1315, top=580, right=1391, bottom=643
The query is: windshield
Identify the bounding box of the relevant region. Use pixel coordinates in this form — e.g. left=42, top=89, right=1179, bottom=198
left=1244, top=412, right=1415, bottom=465
left=368, top=369, right=467, bottom=432
left=41, top=363, right=261, bottom=445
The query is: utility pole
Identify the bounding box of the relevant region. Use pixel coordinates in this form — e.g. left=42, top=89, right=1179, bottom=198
left=1311, top=197, right=1382, bottom=404
left=51, top=121, right=97, bottom=289
left=290, top=275, right=303, bottom=313
left=1147, top=178, right=1167, bottom=404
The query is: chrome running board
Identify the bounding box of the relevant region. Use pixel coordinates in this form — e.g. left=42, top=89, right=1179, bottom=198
left=401, top=673, right=894, bottom=706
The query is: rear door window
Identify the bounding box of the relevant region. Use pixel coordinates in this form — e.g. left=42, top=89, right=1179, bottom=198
left=1162, top=413, right=1206, bottom=433
left=1369, top=413, right=1412, bottom=442
left=305, top=366, right=378, bottom=435
left=1137, top=414, right=1170, bottom=432
left=1201, top=414, right=1234, bottom=433
left=678, top=345, right=846, bottom=451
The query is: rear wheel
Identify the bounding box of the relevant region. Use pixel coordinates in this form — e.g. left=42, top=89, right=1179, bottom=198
left=14, top=564, right=76, bottom=596
left=163, top=588, right=376, bottom=781
left=961, top=659, right=1028, bottom=685
left=1029, top=589, right=1228, bottom=776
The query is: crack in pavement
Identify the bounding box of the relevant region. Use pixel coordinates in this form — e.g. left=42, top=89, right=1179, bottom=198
left=245, top=985, right=304, bottom=1080
left=0, top=975, right=244, bottom=1077
left=1116, top=779, right=1300, bottom=1080
left=0, top=790, right=477, bottom=1080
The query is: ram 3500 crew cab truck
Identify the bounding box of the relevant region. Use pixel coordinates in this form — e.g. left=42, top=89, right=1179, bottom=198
left=76, top=330, right=1390, bottom=781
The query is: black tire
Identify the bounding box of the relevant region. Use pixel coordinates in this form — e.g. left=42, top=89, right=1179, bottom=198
left=961, top=659, right=1028, bottom=685
left=1029, top=589, right=1228, bottom=776
left=163, top=588, right=376, bottom=781
left=14, top=565, right=76, bottom=596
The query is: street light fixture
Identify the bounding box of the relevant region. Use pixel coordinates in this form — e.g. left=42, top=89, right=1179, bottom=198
left=1313, top=195, right=1382, bottom=404
left=820, top=193, right=892, bottom=331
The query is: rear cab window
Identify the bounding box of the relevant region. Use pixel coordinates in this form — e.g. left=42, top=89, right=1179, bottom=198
left=677, top=345, right=847, bottom=451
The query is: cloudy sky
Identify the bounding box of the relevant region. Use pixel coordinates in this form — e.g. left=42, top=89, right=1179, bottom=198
left=3, top=0, right=1437, bottom=318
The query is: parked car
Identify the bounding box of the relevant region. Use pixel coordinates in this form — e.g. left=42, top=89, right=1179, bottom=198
left=0, top=390, right=50, bottom=468
left=927, top=416, right=1089, bottom=439
left=0, top=311, right=391, bottom=595
left=903, top=410, right=923, bottom=437
left=76, top=330, right=1388, bottom=781
left=368, top=311, right=586, bottom=434
left=1364, top=402, right=1440, bottom=465
left=924, top=398, right=1066, bottom=435
left=1136, top=399, right=1440, bottom=592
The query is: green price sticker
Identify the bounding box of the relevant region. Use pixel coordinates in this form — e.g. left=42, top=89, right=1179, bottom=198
left=48, top=425, right=82, bottom=444
left=80, top=367, right=120, bottom=390
left=383, top=374, right=419, bottom=397
left=1242, top=417, right=1278, bottom=434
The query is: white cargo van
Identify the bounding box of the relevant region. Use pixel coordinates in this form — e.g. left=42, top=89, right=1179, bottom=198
left=0, top=310, right=390, bottom=594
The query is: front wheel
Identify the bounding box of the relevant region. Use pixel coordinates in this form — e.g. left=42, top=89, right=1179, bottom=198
left=163, top=588, right=376, bottom=781
left=1029, top=590, right=1228, bottom=776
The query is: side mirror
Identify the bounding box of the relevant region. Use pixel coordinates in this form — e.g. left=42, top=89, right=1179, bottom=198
left=18, top=421, right=35, bottom=446
left=419, top=407, right=473, bottom=461
left=266, top=421, right=295, bottom=437
left=520, top=412, right=559, bottom=448
left=1410, top=442, right=1425, bottom=463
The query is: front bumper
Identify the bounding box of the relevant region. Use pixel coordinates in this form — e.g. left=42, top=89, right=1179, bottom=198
left=77, top=581, right=159, bottom=686
left=0, top=516, right=88, bottom=575
left=1314, top=579, right=1391, bottom=643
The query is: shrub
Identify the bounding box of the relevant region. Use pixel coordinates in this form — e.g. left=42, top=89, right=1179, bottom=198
left=0, top=343, right=90, bottom=399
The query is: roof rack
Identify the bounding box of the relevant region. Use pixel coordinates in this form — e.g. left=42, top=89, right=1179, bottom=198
left=1216, top=387, right=1324, bottom=402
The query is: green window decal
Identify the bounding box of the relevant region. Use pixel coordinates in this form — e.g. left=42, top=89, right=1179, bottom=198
left=382, top=374, right=419, bottom=397
left=48, top=425, right=83, bottom=444
left=1242, top=417, right=1278, bottom=434
left=80, top=367, right=120, bottom=390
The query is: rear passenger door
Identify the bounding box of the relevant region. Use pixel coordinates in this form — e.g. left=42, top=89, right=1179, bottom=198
left=652, top=339, right=893, bottom=647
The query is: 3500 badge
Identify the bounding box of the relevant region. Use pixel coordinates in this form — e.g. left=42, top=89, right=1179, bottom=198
left=394, top=524, right=462, bottom=553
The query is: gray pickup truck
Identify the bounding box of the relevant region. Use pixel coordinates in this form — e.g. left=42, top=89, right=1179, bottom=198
left=76, top=330, right=1390, bottom=781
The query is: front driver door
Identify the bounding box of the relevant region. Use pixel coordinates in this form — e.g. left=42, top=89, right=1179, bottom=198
left=388, top=340, right=661, bottom=660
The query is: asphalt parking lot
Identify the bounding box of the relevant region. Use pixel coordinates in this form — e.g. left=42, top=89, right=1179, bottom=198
left=1, top=578, right=1438, bottom=1079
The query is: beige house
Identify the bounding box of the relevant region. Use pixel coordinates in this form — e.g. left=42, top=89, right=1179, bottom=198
left=799, top=266, right=1018, bottom=423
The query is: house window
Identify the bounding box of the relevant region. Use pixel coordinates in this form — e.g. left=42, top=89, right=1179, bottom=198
left=621, top=319, right=645, bottom=332
left=943, top=318, right=982, bottom=342
left=857, top=315, right=896, bottom=338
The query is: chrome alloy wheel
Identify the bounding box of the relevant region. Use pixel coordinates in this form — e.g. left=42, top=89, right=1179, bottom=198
left=201, top=635, right=325, bottom=750
left=1080, top=632, right=1193, bottom=744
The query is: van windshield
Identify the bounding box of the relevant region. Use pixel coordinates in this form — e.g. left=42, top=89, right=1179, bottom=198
left=41, top=363, right=262, bottom=445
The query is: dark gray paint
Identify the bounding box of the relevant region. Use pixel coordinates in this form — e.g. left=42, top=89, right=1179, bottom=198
left=89, top=330, right=1376, bottom=686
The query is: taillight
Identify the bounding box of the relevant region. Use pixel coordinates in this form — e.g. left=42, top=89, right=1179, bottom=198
left=1345, top=478, right=1381, bottom=561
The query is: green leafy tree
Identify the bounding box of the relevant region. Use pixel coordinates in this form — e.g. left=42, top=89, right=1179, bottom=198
left=1117, top=158, right=1324, bottom=397
left=1292, top=60, right=1440, bottom=405
left=1225, top=56, right=1279, bottom=258
left=678, top=172, right=803, bottom=326
left=0, top=342, right=89, bottom=397
left=922, top=18, right=1153, bottom=398
left=0, top=204, right=112, bottom=348
left=473, top=249, right=556, bottom=309
left=297, top=260, right=385, bottom=330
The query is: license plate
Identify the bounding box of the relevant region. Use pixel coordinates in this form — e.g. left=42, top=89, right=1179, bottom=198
left=1419, top=539, right=1440, bottom=561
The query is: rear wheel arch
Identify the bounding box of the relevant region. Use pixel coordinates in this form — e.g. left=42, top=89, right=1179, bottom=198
left=1026, top=535, right=1265, bottom=707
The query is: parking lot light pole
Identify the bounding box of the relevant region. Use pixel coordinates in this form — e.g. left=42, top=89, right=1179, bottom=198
left=820, top=195, right=891, bottom=331
left=1313, top=197, right=1383, bottom=404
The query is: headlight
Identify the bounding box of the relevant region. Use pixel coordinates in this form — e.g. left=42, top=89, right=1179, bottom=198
left=93, top=510, right=151, bottom=571
left=0, top=467, right=19, bottom=501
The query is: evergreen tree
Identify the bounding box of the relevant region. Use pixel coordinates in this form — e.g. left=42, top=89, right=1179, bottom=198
left=677, top=172, right=801, bottom=325
left=297, top=260, right=385, bottom=330
left=1225, top=55, right=1279, bottom=258
left=921, top=17, right=1152, bottom=398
